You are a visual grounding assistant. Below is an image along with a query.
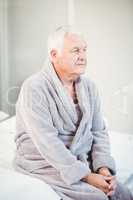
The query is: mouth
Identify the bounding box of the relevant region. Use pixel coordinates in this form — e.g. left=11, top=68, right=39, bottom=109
left=76, top=64, right=86, bottom=66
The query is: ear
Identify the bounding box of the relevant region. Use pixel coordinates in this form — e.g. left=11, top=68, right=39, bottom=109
left=50, top=49, right=58, bottom=59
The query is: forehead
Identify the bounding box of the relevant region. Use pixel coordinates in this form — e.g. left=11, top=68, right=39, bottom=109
left=63, top=33, right=87, bottom=49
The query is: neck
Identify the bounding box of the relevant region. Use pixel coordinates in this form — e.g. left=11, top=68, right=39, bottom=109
left=52, top=64, right=76, bottom=87
left=60, top=76, right=74, bottom=87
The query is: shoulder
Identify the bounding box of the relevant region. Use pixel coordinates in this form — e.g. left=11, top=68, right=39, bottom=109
left=17, top=71, right=49, bottom=106
left=20, top=71, right=48, bottom=93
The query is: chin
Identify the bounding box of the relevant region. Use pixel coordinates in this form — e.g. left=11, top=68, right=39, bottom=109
left=78, top=68, right=86, bottom=75
left=80, top=69, right=86, bottom=74
left=77, top=65, right=86, bottom=73
left=73, top=71, right=85, bottom=81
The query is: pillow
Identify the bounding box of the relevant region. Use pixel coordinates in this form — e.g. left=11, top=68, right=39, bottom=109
left=0, top=116, right=16, bottom=133
left=0, top=116, right=16, bottom=170
left=109, top=131, right=133, bottom=184
left=0, top=111, right=9, bottom=121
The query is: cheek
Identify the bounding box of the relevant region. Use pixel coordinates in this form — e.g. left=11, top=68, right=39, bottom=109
left=57, top=59, right=63, bottom=66
left=69, top=55, right=78, bottom=66
left=61, top=55, right=78, bottom=69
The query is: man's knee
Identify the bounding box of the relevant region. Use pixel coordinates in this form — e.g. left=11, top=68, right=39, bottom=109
left=113, top=182, right=133, bottom=200
left=91, top=190, right=108, bottom=200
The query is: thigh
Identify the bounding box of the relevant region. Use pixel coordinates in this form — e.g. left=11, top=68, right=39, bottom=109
left=55, top=181, right=108, bottom=200
left=110, top=182, right=133, bottom=200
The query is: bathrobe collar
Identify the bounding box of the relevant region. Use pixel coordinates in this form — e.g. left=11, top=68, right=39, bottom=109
left=42, top=60, right=91, bottom=153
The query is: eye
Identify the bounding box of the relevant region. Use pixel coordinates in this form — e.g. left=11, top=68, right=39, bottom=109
left=71, top=48, right=80, bottom=53
left=70, top=47, right=87, bottom=54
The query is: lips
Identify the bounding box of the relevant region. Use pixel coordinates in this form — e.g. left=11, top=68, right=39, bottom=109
left=76, top=61, right=86, bottom=65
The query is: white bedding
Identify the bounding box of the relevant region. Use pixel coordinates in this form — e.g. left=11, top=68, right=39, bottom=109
left=0, top=168, right=60, bottom=200
left=0, top=116, right=133, bottom=197
left=0, top=117, right=61, bottom=200
left=0, top=117, right=16, bottom=170
left=109, top=131, right=133, bottom=193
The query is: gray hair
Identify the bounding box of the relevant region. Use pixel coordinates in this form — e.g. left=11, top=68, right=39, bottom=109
left=47, top=26, right=83, bottom=59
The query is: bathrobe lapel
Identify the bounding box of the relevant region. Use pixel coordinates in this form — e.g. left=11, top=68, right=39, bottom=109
left=43, top=60, right=91, bottom=154
left=70, top=78, right=91, bottom=153
left=43, top=60, right=78, bottom=125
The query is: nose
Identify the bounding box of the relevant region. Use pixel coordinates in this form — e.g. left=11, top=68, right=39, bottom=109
left=79, top=57, right=85, bottom=62
left=78, top=50, right=86, bottom=62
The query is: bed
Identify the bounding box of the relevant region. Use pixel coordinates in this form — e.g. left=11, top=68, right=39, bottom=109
left=0, top=116, right=132, bottom=199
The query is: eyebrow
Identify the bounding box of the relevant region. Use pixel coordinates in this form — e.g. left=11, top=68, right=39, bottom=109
left=71, top=46, right=87, bottom=50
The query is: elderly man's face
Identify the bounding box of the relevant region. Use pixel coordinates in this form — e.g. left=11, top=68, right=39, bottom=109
left=52, top=33, right=87, bottom=79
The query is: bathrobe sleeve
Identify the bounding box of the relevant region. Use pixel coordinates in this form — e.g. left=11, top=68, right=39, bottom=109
left=91, top=84, right=116, bottom=175
left=18, top=81, right=90, bottom=185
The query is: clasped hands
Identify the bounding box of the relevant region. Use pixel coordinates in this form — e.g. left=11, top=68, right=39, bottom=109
left=82, top=167, right=117, bottom=197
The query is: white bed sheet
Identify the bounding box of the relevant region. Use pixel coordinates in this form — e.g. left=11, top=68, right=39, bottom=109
left=109, top=131, right=133, bottom=193
left=0, top=168, right=61, bottom=200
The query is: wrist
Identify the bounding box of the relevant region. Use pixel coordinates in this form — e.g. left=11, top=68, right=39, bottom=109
left=82, top=174, right=89, bottom=182
left=98, top=167, right=111, bottom=176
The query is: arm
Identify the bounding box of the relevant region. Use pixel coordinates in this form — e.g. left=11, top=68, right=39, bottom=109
left=17, top=81, right=90, bottom=185
left=90, top=85, right=116, bottom=175
left=78, top=81, right=116, bottom=196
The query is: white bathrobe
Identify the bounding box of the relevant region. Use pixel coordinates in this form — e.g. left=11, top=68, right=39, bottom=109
left=14, top=61, right=132, bottom=200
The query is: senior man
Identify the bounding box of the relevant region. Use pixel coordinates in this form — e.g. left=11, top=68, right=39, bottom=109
left=14, top=26, right=132, bottom=200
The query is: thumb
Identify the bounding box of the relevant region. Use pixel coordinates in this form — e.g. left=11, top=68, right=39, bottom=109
left=103, top=176, right=113, bottom=181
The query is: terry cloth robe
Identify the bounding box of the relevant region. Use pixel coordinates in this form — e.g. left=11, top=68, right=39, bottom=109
left=14, top=60, right=132, bottom=200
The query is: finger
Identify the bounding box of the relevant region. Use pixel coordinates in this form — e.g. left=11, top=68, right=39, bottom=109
left=103, top=176, right=114, bottom=181
left=109, top=179, right=117, bottom=190
left=104, top=176, right=116, bottom=186
left=100, top=178, right=111, bottom=194
left=107, top=190, right=115, bottom=196
left=100, top=186, right=110, bottom=195
left=103, top=181, right=110, bottom=191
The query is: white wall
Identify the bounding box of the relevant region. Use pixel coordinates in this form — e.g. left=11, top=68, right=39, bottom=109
left=0, top=0, right=133, bottom=133
left=6, top=0, right=68, bottom=115
left=0, top=0, right=9, bottom=113
left=74, top=0, right=133, bottom=133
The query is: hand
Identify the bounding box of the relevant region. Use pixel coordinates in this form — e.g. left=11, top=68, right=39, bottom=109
left=98, top=167, right=112, bottom=177
left=98, top=167, right=117, bottom=196
left=82, top=173, right=110, bottom=194
left=104, top=176, right=117, bottom=196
